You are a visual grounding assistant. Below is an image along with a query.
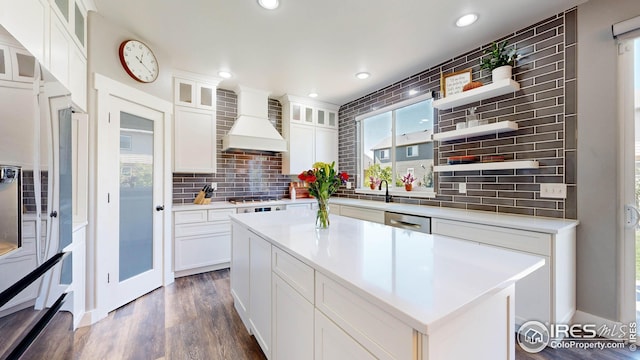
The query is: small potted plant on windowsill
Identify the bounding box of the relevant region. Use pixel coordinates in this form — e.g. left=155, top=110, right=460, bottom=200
left=480, top=41, right=517, bottom=82
left=401, top=173, right=416, bottom=191
left=368, top=176, right=381, bottom=190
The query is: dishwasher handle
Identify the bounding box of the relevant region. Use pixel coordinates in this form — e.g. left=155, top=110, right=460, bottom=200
left=388, top=219, right=422, bottom=229
left=384, top=212, right=431, bottom=234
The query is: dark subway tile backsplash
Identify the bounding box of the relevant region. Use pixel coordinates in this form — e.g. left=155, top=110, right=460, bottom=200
left=335, top=9, right=577, bottom=219
left=172, top=90, right=293, bottom=205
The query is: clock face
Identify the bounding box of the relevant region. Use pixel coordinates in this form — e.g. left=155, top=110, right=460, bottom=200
left=119, top=40, right=159, bottom=83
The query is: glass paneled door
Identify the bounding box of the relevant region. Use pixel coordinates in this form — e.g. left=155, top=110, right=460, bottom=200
left=620, top=36, right=640, bottom=332
left=107, top=96, right=164, bottom=312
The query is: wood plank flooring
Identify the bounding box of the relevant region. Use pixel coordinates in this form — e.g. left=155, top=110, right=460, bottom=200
left=4, top=268, right=640, bottom=359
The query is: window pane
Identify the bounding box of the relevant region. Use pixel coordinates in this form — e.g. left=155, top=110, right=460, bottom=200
left=75, top=4, right=85, bottom=46
left=395, top=100, right=434, bottom=189
left=362, top=112, right=392, bottom=188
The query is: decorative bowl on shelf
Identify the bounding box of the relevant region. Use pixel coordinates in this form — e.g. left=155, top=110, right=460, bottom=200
left=481, top=155, right=505, bottom=163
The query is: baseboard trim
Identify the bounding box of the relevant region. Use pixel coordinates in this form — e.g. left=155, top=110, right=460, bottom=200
left=175, top=263, right=230, bottom=278
left=572, top=310, right=628, bottom=341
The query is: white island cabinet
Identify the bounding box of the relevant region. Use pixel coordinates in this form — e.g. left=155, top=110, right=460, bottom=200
left=230, top=210, right=544, bottom=360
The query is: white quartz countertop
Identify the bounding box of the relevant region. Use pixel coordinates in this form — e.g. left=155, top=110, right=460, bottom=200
left=230, top=209, right=544, bottom=334
left=171, top=198, right=315, bottom=211
left=330, top=198, right=578, bottom=234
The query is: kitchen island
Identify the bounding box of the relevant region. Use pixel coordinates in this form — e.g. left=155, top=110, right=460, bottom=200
left=230, top=209, right=544, bottom=360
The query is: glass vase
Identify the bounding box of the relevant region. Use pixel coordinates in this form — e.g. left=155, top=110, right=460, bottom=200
left=315, top=197, right=330, bottom=229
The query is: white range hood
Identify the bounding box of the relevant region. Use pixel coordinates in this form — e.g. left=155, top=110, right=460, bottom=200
left=222, top=86, right=287, bottom=152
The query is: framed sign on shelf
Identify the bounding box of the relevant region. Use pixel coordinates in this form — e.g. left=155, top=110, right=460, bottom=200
left=441, top=69, right=472, bottom=97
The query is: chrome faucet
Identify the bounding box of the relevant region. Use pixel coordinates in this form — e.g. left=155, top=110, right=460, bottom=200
left=378, top=180, right=392, bottom=203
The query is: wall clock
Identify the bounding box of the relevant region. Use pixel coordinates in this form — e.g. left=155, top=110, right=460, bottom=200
left=118, top=40, right=159, bottom=83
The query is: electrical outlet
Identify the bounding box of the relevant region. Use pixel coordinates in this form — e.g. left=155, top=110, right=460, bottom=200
left=540, top=183, right=566, bottom=199
left=346, top=181, right=352, bottom=189
left=459, top=183, right=467, bottom=194
left=211, top=182, right=218, bottom=191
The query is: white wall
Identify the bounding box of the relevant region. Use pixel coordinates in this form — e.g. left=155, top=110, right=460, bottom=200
left=577, top=0, right=640, bottom=322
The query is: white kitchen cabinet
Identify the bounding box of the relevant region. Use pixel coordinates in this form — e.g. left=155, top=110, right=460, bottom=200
left=315, top=108, right=338, bottom=128
left=173, top=208, right=235, bottom=277
left=339, top=205, right=384, bottom=224
left=0, top=35, right=37, bottom=84
left=230, top=221, right=273, bottom=356
left=315, top=309, right=376, bottom=360
left=314, top=127, right=338, bottom=165
left=272, top=274, right=314, bottom=360
left=432, top=217, right=575, bottom=327
left=280, top=94, right=340, bottom=174
left=173, top=106, right=216, bottom=173
left=231, top=222, right=252, bottom=331
left=174, top=77, right=217, bottom=110
left=173, top=72, right=221, bottom=173
left=0, top=0, right=48, bottom=64
left=288, top=124, right=314, bottom=174
left=250, top=235, right=272, bottom=358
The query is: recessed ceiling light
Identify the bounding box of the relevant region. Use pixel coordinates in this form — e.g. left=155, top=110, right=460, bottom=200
left=218, top=71, right=232, bottom=79
left=258, top=0, right=279, bottom=10
left=456, top=13, right=478, bottom=27
left=355, top=72, right=370, bottom=80
left=308, top=93, right=318, bottom=98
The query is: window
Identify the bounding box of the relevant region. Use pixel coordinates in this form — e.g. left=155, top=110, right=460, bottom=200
left=406, top=145, right=419, bottom=157
left=120, top=135, right=132, bottom=150
left=358, top=94, right=434, bottom=193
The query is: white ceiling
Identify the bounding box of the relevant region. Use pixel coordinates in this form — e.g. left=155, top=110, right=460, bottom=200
left=94, top=0, right=586, bottom=105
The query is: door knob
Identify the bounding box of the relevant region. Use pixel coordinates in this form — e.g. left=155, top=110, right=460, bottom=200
left=155, top=205, right=164, bottom=211
left=50, top=211, right=58, bottom=218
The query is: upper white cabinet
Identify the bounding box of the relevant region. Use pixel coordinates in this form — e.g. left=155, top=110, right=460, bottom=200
left=280, top=94, right=339, bottom=174
left=0, top=38, right=37, bottom=83
left=174, top=77, right=217, bottom=110
left=172, top=71, right=221, bottom=173
left=0, top=0, right=93, bottom=111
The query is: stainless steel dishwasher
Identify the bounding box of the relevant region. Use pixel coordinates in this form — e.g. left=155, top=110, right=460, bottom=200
left=384, top=211, right=431, bottom=234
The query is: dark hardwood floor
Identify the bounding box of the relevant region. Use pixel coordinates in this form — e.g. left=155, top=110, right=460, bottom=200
left=4, top=269, right=640, bottom=359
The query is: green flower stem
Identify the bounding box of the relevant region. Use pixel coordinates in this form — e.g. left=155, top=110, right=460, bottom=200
left=316, top=197, right=330, bottom=229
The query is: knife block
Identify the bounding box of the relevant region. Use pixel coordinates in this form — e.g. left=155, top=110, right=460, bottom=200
left=193, top=190, right=211, bottom=205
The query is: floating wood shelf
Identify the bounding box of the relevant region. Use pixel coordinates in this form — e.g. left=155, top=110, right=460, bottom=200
left=433, top=121, right=518, bottom=142
left=433, top=79, right=520, bottom=110
left=433, top=160, right=539, bottom=172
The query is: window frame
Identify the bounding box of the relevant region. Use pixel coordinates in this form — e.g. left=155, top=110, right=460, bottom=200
left=406, top=145, right=419, bottom=158
left=355, top=93, right=436, bottom=198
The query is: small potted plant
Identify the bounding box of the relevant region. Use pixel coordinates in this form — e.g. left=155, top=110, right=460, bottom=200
left=368, top=176, right=380, bottom=190
left=480, top=41, right=517, bottom=82
left=401, top=173, right=416, bottom=191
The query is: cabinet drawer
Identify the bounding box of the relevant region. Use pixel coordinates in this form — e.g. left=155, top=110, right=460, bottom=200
left=272, top=247, right=314, bottom=303
left=174, top=233, right=231, bottom=271
left=22, top=221, right=36, bottom=237
left=340, top=206, right=384, bottom=224
left=175, top=222, right=230, bottom=237
left=315, top=273, right=415, bottom=360
left=175, top=210, right=208, bottom=224
left=432, top=218, right=551, bottom=256
left=208, top=209, right=235, bottom=222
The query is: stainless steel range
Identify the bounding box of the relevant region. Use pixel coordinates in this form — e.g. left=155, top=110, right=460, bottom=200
left=229, top=197, right=286, bottom=213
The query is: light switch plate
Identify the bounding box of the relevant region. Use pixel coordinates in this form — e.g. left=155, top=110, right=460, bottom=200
left=211, top=182, right=218, bottom=191
left=459, top=183, right=466, bottom=194
left=540, top=183, right=566, bottom=199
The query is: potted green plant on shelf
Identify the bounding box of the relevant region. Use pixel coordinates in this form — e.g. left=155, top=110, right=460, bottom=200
left=480, top=41, right=517, bottom=82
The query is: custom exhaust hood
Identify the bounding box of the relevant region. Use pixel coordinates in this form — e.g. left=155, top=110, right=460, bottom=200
left=222, top=86, right=287, bottom=152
